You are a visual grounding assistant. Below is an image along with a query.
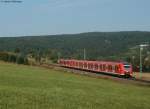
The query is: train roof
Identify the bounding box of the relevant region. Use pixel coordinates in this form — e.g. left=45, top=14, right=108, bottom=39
left=59, top=59, right=131, bottom=65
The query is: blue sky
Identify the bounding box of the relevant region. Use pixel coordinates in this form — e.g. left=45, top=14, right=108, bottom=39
left=0, top=0, right=150, bottom=37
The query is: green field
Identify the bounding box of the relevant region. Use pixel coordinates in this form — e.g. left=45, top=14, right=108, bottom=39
left=0, top=62, right=150, bottom=109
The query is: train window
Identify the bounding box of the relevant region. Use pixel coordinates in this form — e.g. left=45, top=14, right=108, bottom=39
left=99, top=64, right=102, bottom=70
left=84, top=63, right=87, bottom=68
left=70, top=61, right=71, bottom=66
left=88, top=63, right=90, bottom=69
left=73, top=62, right=75, bottom=66
left=88, top=63, right=93, bottom=69
left=77, top=62, right=79, bottom=67
left=82, top=63, right=84, bottom=68
left=67, top=61, right=69, bottom=65
left=80, top=62, right=83, bottom=68
left=76, top=62, right=78, bottom=66
left=103, top=64, right=106, bottom=71
left=72, top=61, right=74, bottom=66
left=70, top=61, right=72, bottom=66
left=90, top=63, right=92, bottom=69
left=112, top=65, right=115, bottom=70
left=106, top=65, right=108, bottom=70
left=95, top=64, right=98, bottom=70
left=108, top=65, right=112, bottom=71
left=79, top=62, right=81, bottom=67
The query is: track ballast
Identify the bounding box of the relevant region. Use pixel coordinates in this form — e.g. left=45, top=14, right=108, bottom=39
left=40, top=64, right=150, bottom=87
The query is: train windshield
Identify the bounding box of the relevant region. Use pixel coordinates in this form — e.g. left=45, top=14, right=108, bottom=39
left=124, top=65, right=131, bottom=69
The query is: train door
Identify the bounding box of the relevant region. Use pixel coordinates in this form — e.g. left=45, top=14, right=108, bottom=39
left=115, top=65, right=119, bottom=74
left=94, top=63, right=99, bottom=71
left=102, top=64, right=106, bottom=72
left=84, top=62, right=87, bottom=69
left=108, top=65, right=113, bottom=72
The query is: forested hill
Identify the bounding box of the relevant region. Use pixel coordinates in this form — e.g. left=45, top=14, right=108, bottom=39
left=0, top=31, right=150, bottom=60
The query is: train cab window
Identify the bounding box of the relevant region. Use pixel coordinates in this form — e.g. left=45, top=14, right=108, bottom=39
left=124, top=65, right=130, bottom=69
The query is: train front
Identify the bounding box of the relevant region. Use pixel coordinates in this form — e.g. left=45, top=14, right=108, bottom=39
left=122, top=63, right=133, bottom=77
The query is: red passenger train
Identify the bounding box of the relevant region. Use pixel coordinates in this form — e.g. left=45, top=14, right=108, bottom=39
left=58, top=59, right=133, bottom=77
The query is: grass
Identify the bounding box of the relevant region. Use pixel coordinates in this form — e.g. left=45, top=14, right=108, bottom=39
left=0, top=61, right=150, bottom=109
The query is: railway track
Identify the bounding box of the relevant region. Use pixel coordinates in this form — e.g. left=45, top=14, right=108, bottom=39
left=39, top=63, right=150, bottom=87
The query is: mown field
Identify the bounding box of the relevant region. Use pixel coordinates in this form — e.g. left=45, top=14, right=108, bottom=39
left=0, top=62, right=150, bottom=109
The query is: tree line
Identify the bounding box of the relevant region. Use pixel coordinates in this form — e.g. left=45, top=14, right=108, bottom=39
left=0, top=31, right=150, bottom=72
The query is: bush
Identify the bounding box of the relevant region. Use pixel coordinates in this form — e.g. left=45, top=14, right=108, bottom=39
left=0, top=52, right=9, bottom=61
left=0, top=52, right=28, bottom=65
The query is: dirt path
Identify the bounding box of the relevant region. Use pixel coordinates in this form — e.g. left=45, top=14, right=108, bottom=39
left=134, top=72, right=150, bottom=81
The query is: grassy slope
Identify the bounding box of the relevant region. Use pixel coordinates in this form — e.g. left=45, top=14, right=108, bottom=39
left=0, top=62, right=149, bottom=109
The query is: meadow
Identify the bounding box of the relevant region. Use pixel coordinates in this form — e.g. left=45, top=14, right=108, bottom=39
left=0, top=61, right=150, bottom=109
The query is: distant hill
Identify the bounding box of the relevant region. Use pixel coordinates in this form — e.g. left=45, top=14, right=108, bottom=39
left=0, top=31, right=150, bottom=60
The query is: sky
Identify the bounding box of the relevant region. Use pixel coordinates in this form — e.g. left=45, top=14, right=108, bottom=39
left=0, top=0, right=150, bottom=37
